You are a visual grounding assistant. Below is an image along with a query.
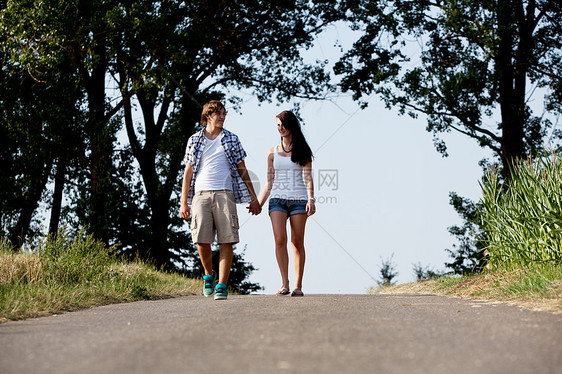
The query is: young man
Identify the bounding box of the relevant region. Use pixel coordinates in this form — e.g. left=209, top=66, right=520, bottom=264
left=180, top=100, right=261, bottom=300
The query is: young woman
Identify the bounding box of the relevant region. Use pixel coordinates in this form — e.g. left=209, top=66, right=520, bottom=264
left=258, top=111, right=315, bottom=297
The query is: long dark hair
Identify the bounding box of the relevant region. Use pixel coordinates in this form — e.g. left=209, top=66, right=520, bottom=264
left=276, top=111, right=313, bottom=166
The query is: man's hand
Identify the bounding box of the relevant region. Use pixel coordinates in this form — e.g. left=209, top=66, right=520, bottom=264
left=246, top=200, right=262, bottom=215
left=180, top=165, right=193, bottom=220
left=180, top=203, right=191, bottom=219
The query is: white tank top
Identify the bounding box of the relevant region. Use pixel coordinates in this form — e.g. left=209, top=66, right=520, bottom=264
left=270, top=146, right=308, bottom=200
left=194, top=133, right=233, bottom=192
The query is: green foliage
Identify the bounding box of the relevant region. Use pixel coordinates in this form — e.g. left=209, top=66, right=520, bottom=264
left=335, top=0, right=562, bottom=171
left=0, top=237, right=11, bottom=252
left=130, top=284, right=150, bottom=300
left=39, top=228, right=117, bottom=285
left=481, top=151, right=562, bottom=269
left=444, top=192, right=489, bottom=274
left=0, top=1, right=344, bottom=291
left=497, top=264, right=562, bottom=298
left=0, top=48, right=84, bottom=244
left=333, top=0, right=561, bottom=280
left=0, top=229, right=199, bottom=321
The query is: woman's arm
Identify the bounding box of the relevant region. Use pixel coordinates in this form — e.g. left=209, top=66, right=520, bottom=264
left=303, top=161, right=315, bottom=216
left=258, top=148, right=275, bottom=207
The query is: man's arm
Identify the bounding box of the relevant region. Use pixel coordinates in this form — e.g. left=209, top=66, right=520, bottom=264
left=180, top=164, right=193, bottom=219
left=237, top=161, right=262, bottom=215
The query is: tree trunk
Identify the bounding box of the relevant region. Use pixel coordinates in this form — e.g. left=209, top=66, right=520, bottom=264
left=48, top=155, right=67, bottom=237
left=8, top=158, right=53, bottom=249
left=84, top=38, right=113, bottom=245
left=497, top=0, right=526, bottom=179
left=148, top=205, right=173, bottom=270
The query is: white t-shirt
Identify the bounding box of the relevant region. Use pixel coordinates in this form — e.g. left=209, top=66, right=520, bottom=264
left=270, top=146, right=308, bottom=200
left=194, top=133, right=233, bottom=192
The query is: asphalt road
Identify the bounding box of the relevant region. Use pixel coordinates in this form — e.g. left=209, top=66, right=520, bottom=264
left=1, top=294, right=561, bottom=374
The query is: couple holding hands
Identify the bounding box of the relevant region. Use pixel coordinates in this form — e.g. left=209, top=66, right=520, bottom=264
left=180, top=100, right=315, bottom=300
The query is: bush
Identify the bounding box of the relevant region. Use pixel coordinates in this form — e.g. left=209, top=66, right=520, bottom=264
left=1, top=229, right=199, bottom=321
left=377, top=254, right=398, bottom=287
left=481, top=152, right=562, bottom=269
left=39, top=228, right=117, bottom=285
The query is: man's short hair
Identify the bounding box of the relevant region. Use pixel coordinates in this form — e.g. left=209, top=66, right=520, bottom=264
left=201, top=100, right=226, bottom=124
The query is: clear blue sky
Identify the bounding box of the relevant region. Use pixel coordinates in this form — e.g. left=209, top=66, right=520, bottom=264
left=173, top=22, right=498, bottom=294
left=183, top=23, right=493, bottom=294
left=222, top=94, right=489, bottom=294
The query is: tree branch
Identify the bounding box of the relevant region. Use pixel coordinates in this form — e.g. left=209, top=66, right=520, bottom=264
left=103, top=90, right=134, bottom=123
left=529, top=64, right=562, bottom=81
left=399, top=100, right=502, bottom=147
left=202, top=76, right=330, bottom=101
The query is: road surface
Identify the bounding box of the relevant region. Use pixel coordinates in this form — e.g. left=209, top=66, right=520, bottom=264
left=1, top=294, right=561, bottom=373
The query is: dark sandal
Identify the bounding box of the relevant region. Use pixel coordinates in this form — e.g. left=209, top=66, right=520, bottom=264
left=291, top=289, right=304, bottom=297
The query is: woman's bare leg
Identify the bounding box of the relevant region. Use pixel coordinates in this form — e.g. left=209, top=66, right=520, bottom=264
left=270, top=211, right=289, bottom=290
left=289, top=213, right=307, bottom=290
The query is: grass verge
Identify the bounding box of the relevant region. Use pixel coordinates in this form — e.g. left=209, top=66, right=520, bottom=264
left=370, top=265, right=562, bottom=314
left=0, top=233, right=200, bottom=323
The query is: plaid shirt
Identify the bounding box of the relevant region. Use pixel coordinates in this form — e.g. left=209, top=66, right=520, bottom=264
left=183, top=128, right=250, bottom=204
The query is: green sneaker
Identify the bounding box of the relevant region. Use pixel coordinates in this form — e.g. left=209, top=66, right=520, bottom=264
left=202, top=271, right=215, bottom=297
left=214, top=283, right=228, bottom=300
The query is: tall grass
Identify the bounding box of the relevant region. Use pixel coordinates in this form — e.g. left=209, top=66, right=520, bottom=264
left=0, top=230, right=199, bottom=322
left=481, top=151, right=562, bottom=270
left=374, top=157, right=562, bottom=313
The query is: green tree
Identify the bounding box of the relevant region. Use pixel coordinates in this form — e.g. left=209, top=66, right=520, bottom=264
left=1, top=0, right=145, bottom=245
left=0, top=44, right=84, bottom=247
left=444, top=192, right=489, bottom=274
left=334, top=0, right=562, bottom=275
left=335, top=0, right=562, bottom=176
left=109, top=0, right=340, bottom=269
left=0, top=1, right=346, bottom=290
left=0, top=72, right=53, bottom=246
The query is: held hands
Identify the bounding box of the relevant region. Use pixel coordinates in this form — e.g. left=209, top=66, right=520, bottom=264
left=246, top=200, right=262, bottom=216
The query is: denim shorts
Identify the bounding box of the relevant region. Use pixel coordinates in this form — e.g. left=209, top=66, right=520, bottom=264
left=269, top=198, right=308, bottom=216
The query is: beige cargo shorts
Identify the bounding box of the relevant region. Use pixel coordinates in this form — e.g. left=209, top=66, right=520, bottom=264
left=191, top=190, right=239, bottom=244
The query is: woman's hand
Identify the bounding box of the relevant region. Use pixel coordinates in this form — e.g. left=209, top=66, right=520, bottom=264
left=306, top=199, right=316, bottom=216
left=246, top=200, right=262, bottom=215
